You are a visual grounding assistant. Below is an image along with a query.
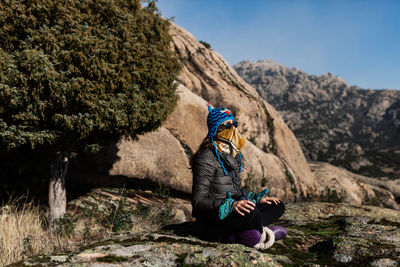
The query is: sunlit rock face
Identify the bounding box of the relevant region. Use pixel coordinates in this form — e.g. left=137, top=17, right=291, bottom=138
left=310, top=161, right=400, bottom=210
left=75, top=23, right=398, bottom=208
left=234, top=60, right=400, bottom=179
left=108, top=23, right=319, bottom=202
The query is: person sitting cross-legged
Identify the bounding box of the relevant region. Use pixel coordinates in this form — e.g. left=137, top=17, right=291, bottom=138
left=190, top=105, right=287, bottom=249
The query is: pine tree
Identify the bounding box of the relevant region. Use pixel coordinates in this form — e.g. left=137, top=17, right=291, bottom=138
left=0, top=0, right=180, bottom=225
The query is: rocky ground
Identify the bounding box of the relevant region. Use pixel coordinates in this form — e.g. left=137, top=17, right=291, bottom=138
left=9, top=189, right=400, bottom=266
left=234, top=60, right=400, bottom=179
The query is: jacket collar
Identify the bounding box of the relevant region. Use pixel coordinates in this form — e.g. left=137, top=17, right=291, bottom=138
left=218, top=151, right=240, bottom=171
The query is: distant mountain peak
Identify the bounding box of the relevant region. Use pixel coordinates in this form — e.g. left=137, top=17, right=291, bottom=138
left=234, top=60, right=400, bottom=179
left=237, top=59, right=285, bottom=69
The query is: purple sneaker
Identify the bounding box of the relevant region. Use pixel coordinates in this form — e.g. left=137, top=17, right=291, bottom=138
left=235, top=229, right=261, bottom=247
left=268, top=225, right=287, bottom=241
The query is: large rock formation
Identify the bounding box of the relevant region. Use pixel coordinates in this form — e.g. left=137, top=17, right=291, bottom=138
left=71, top=24, right=399, bottom=209
left=234, top=60, right=400, bottom=179
left=101, top=24, right=320, bottom=202
left=311, top=161, right=400, bottom=210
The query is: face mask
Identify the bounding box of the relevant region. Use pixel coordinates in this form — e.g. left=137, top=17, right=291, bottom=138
left=214, top=126, right=245, bottom=157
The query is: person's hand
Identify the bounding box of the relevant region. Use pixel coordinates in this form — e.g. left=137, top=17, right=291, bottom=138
left=260, top=196, right=281, bottom=205
left=233, top=200, right=255, bottom=216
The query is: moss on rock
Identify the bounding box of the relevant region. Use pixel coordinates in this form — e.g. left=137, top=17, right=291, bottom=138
left=9, top=202, right=400, bottom=266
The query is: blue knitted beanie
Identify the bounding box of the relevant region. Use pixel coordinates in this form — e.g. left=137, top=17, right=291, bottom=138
left=207, top=105, right=236, bottom=138
left=206, top=104, right=242, bottom=175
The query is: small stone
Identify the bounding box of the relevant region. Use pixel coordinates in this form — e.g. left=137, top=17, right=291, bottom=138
left=110, top=247, right=134, bottom=258
left=201, top=248, right=218, bottom=258
left=333, top=254, right=352, bottom=263
left=371, top=258, right=398, bottom=267
left=50, top=255, right=68, bottom=263
left=174, top=209, right=187, bottom=223
left=129, top=244, right=153, bottom=253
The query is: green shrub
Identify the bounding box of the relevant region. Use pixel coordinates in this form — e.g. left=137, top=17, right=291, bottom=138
left=135, top=202, right=151, bottom=219
left=199, top=40, right=211, bottom=49
left=153, top=203, right=175, bottom=227
left=54, top=214, right=77, bottom=237
left=0, top=0, right=181, bottom=223
left=0, top=0, right=180, bottom=151
left=22, top=236, right=33, bottom=258
left=102, top=190, right=132, bottom=232
left=155, top=182, right=171, bottom=198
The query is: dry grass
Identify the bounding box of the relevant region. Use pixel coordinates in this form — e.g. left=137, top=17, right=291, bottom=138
left=0, top=190, right=180, bottom=266
left=0, top=198, right=74, bottom=266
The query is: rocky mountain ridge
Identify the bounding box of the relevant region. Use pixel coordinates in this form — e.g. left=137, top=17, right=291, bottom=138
left=234, top=60, right=400, bottom=179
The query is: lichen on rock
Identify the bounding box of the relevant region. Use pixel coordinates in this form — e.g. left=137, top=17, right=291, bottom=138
left=10, top=202, right=400, bottom=266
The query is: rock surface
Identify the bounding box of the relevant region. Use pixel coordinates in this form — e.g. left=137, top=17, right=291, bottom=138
left=69, top=188, right=194, bottom=226
left=310, top=161, right=400, bottom=210
left=12, top=202, right=400, bottom=266
left=275, top=202, right=400, bottom=265
left=169, top=23, right=318, bottom=200
left=234, top=60, right=400, bottom=179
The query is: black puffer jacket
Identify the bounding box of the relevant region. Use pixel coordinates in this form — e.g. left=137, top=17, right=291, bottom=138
left=191, top=147, right=248, bottom=220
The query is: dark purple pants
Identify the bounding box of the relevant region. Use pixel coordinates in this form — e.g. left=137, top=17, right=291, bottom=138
left=197, top=201, right=286, bottom=242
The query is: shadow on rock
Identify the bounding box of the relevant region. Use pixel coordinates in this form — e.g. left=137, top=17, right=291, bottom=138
left=162, top=221, right=201, bottom=239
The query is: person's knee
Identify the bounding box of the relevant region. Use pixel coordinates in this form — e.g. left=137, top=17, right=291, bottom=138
left=279, top=201, right=286, bottom=211
left=240, top=205, right=259, bottom=217
left=258, top=201, right=285, bottom=212
left=243, top=206, right=263, bottom=232
left=239, top=206, right=262, bottom=224
left=260, top=201, right=286, bottom=217
left=277, top=201, right=286, bottom=217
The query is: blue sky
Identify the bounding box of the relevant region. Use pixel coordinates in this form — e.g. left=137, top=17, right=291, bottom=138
left=157, top=0, right=400, bottom=90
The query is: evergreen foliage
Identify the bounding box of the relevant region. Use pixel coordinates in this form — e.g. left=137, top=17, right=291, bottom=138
left=199, top=40, right=211, bottom=49
left=0, top=0, right=180, bottom=152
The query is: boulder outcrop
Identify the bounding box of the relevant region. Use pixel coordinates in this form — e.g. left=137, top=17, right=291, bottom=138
left=310, top=161, right=400, bottom=210
left=234, top=60, right=400, bottom=179
left=74, top=24, right=400, bottom=209
left=103, top=24, right=319, bottom=201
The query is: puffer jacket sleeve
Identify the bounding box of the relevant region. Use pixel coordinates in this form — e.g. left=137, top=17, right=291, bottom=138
left=192, top=150, right=223, bottom=219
